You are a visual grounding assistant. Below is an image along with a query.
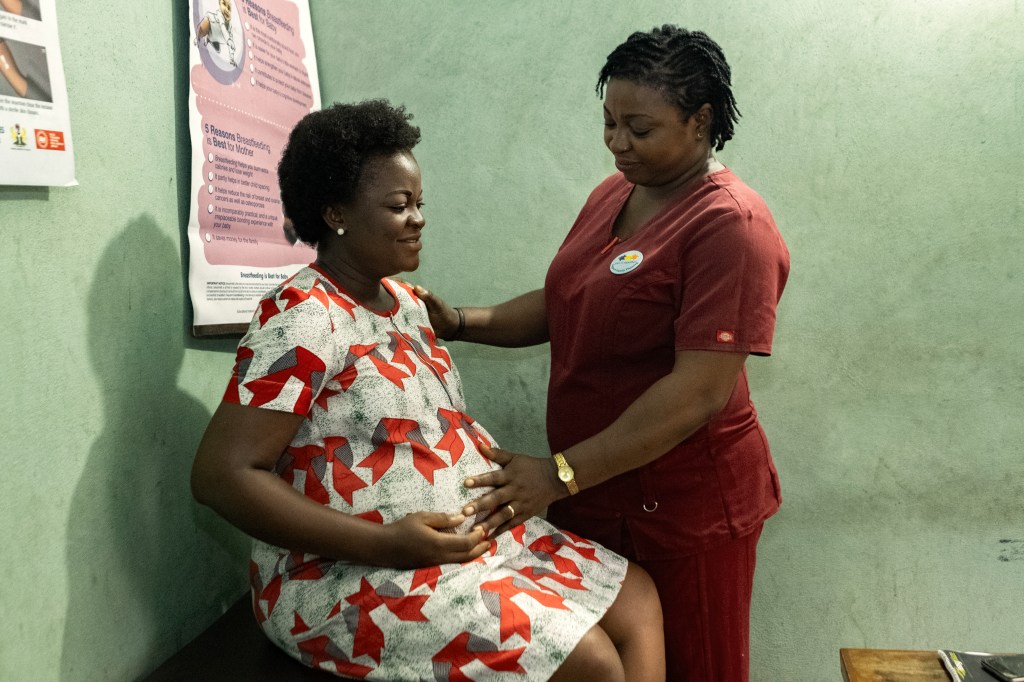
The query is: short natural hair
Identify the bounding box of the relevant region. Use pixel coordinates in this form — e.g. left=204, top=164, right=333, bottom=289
left=278, top=100, right=421, bottom=246
left=597, top=25, right=740, bottom=151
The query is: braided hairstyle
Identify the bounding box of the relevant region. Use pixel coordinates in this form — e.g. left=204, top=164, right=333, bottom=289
left=597, top=25, right=740, bottom=151
left=278, top=99, right=421, bottom=247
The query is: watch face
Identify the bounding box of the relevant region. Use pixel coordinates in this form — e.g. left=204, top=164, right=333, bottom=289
left=558, top=469, right=572, bottom=482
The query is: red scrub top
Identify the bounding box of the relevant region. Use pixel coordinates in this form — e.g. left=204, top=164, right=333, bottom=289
left=544, top=169, right=790, bottom=559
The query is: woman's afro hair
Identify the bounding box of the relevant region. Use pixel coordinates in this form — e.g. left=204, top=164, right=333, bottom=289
left=278, top=99, right=421, bottom=246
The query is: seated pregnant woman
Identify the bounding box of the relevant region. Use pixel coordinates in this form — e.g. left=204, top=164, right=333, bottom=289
left=191, top=99, right=664, bottom=681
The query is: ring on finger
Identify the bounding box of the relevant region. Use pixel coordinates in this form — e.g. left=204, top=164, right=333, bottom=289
left=505, top=504, right=516, bottom=518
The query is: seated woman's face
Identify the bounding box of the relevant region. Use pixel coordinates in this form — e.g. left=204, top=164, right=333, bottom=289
left=335, top=151, right=425, bottom=278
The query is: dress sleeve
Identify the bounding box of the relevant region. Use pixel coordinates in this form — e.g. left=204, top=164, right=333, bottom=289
left=223, top=287, right=339, bottom=416
left=673, top=201, right=789, bottom=356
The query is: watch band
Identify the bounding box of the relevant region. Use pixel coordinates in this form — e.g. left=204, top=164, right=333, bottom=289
left=552, top=451, right=579, bottom=495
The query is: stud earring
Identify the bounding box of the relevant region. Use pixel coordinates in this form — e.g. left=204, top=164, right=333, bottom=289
left=336, top=227, right=345, bottom=236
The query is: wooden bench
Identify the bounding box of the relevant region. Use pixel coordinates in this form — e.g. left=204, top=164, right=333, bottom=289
left=839, top=648, right=949, bottom=681
left=145, top=595, right=354, bottom=681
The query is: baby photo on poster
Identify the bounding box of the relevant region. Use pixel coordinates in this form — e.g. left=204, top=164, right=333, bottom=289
left=0, top=0, right=43, bottom=22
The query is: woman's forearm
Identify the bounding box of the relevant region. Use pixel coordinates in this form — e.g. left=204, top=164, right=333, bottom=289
left=196, top=464, right=391, bottom=564
left=193, top=402, right=487, bottom=567
left=191, top=404, right=390, bottom=563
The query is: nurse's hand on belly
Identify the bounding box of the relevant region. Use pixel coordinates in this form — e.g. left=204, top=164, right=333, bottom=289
left=462, top=445, right=566, bottom=538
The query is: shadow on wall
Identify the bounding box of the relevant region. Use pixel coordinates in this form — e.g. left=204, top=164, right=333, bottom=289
left=60, top=215, right=248, bottom=681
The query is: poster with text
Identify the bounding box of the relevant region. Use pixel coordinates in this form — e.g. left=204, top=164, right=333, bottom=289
left=0, top=0, right=76, bottom=187
left=187, top=0, right=319, bottom=335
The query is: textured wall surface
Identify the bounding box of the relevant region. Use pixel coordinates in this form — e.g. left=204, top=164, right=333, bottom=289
left=311, top=1, right=1024, bottom=680
left=0, top=3, right=249, bottom=681
left=0, top=1, right=1021, bottom=680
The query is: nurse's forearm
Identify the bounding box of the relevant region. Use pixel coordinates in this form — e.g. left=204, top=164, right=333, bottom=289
left=562, top=350, right=748, bottom=491
left=459, top=288, right=549, bottom=347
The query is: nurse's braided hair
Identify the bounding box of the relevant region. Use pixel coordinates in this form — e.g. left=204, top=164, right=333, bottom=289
left=596, top=25, right=740, bottom=151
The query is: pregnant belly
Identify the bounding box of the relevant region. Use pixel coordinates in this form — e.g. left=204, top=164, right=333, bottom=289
left=349, top=447, right=499, bottom=534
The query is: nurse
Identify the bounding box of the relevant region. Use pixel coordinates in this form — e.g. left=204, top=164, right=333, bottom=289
left=418, top=25, right=789, bottom=682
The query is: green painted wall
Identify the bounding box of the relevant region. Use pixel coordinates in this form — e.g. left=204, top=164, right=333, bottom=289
left=309, top=0, right=1024, bottom=679
left=0, top=1, right=1020, bottom=680
left=0, top=3, right=249, bottom=681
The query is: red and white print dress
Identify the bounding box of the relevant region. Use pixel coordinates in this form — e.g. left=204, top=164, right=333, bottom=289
left=224, top=265, right=628, bottom=681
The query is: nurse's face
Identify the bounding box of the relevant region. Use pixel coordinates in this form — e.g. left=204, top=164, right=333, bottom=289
left=219, top=0, right=232, bottom=23
left=602, top=78, right=710, bottom=188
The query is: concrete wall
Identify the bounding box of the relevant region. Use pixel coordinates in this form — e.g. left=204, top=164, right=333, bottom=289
left=0, top=3, right=249, bottom=680
left=0, top=1, right=1021, bottom=679
left=310, top=1, right=1024, bottom=679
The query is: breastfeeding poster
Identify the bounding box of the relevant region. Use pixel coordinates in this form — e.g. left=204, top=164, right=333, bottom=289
left=0, top=0, right=76, bottom=187
left=187, top=0, right=319, bottom=335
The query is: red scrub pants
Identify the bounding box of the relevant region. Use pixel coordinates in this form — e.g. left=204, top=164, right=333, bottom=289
left=630, top=525, right=763, bottom=682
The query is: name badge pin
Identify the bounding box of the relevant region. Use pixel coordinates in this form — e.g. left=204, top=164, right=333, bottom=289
left=609, top=250, right=644, bottom=275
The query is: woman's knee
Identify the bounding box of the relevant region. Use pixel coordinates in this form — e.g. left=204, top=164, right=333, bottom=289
left=603, top=563, right=663, bottom=645
left=625, top=563, right=661, bottom=615
left=549, top=624, right=624, bottom=682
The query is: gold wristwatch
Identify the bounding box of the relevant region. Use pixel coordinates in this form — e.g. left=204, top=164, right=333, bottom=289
left=552, top=452, right=579, bottom=495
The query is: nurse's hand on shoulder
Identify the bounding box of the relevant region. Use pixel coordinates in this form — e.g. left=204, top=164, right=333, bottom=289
left=379, top=511, right=491, bottom=569
left=412, top=285, right=460, bottom=340
left=462, top=445, right=566, bottom=537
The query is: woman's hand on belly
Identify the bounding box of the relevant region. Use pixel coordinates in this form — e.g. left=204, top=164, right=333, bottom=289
left=378, top=511, right=491, bottom=569
left=462, top=445, right=566, bottom=538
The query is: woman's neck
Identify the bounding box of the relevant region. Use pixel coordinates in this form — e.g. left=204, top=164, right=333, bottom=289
left=314, top=252, right=392, bottom=312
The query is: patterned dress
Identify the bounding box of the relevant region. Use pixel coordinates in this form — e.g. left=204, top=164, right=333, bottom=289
left=224, top=265, right=628, bottom=681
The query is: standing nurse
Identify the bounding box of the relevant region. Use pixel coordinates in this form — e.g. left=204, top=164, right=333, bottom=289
left=419, top=25, right=789, bottom=682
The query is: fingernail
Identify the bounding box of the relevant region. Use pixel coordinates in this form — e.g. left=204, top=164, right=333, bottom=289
left=463, top=506, right=474, bottom=515
left=464, top=478, right=474, bottom=486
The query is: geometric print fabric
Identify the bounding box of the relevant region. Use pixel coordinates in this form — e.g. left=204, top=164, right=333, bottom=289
left=226, top=266, right=628, bottom=680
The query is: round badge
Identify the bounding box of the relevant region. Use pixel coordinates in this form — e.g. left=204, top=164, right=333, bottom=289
left=609, top=250, right=644, bottom=275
